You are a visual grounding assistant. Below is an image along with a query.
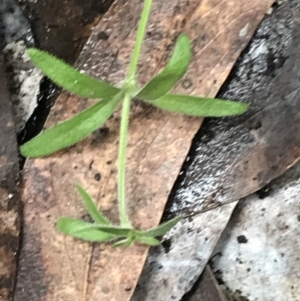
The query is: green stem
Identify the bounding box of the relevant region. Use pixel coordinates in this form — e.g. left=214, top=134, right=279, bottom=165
left=118, top=93, right=132, bottom=227
left=128, top=0, right=153, bottom=77
left=118, top=0, right=153, bottom=227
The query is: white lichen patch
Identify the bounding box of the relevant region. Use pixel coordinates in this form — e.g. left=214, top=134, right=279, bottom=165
left=0, top=0, right=41, bottom=133
left=3, top=41, right=43, bottom=133
left=211, top=162, right=300, bottom=301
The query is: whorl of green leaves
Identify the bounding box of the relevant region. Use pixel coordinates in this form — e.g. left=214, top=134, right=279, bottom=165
left=21, top=31, right=248, bottom=246
left=21, top=34, right=247, bottom=159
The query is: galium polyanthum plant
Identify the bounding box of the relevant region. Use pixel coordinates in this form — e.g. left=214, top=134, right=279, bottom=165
left=20, top=0, right=248, bottom=247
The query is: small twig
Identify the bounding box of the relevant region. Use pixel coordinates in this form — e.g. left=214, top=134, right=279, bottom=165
left=182, top=198, right=239, bottom=219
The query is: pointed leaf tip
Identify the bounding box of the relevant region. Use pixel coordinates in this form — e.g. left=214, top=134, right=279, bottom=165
left=113, top=238, right=134, bottom=248
left=20, top=93, right=122, bottom=157
left=57, top=217, right=117, bottom=242
left=137, top=236, right=161, bottom=246
left=141, top=216, right=182, bottom=237
left=136, top=33, right=191, bottom=100
left=27, top=48, right=120, bottom=99
left=145, top=94, right=248, bottom=117
left=76, top=185, right=112, bottom=225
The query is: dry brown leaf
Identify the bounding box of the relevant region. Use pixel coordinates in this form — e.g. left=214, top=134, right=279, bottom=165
left=16, top=0, right=273, bottom=300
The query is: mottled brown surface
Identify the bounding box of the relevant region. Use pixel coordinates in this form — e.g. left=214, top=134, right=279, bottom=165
left=0, top=54, right=21, bottom=301
left=17, top=0, right=273, bottom=300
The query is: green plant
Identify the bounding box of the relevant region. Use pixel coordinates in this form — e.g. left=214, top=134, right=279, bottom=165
left=20, top=0, right=248, bottom=247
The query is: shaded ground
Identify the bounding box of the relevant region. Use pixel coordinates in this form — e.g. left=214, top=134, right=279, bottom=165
left=0, top=53, right=21, bottom=301
left=17, top=0, right=114, bottom=63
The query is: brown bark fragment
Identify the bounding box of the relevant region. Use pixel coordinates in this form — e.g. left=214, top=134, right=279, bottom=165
left=0, top=54, right=21, bottom=300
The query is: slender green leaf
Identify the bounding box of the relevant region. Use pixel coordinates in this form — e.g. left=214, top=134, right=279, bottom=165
left=136, top=34, right=191, bottom=100
left=88, top=225, right=133, bottom=236
left=113, top=238, right=134, bottom=248
left=140, top=216, right=182, bottom=237
left=57, top=217, right=93, bottom=232
left=76, top=185, right=111, bottom=225
left=20, top=93, right=122, bottom=157
left=137, top=236, right=160, bottom=246
left=146, top=94, right=248, bottom=117
left=57, top=218, right=117, bottom=242
left=27, top=48, right=120, bottom=99
left=59, top=218, right=132, bottom=236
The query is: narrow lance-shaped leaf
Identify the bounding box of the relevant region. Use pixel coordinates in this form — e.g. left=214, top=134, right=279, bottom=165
left=146, top=93, right=248, bottom=117
left=78, top=225, right=133, bottom=236
left=113, top=238, right=134, bottom=248
left=136, top=236, right=160, bottom=246
left=140, top=216, right=182, bottom=237
left=27, top=48, right=120, bottom=99
left=76, top=185, right=112, bottom=225
left=20, top=92, right=123, bottom=157
left=136, top=33, right=191, bottom=100
left=58, top=218, right=133, bottom=236
left=57, top=218, right=117, bottom=242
